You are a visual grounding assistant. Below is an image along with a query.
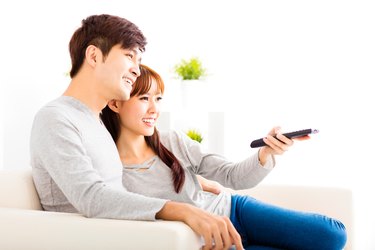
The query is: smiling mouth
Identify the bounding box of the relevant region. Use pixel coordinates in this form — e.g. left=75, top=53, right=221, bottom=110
left=123, top=77, right=133, bottom=86
left=142, top=118, right=155, bottom=125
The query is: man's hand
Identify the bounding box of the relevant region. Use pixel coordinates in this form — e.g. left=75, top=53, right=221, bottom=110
left=156, top=201, right=243, bottom=250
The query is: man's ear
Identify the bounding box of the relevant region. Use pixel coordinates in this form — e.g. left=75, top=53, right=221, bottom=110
left=85, top=45, right=100, bottom=67
left=107, top=100, right=121, bottom=113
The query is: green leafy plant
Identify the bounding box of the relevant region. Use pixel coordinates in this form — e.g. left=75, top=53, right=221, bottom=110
left=174, top=57, right=207, bottom=80
left=186, top=129, right=203, bottom=143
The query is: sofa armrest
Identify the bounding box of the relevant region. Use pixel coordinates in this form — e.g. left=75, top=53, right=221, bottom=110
left=0, top=208, right=202, bottom=250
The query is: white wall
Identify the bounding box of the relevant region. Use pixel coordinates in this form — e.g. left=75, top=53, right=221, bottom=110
left=0, top=76, right=3, bottom=169
left=2, top=0, right=375, bottom=248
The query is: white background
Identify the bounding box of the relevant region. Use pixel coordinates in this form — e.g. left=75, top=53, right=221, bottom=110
left=1, top=1, right=374, bottom=249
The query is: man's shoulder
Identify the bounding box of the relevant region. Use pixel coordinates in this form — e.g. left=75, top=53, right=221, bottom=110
left=35, top=96, right=89, bottom=122
left=32, top=96, right=89, bottom=135
left=38, top=96, right=79, bottom=112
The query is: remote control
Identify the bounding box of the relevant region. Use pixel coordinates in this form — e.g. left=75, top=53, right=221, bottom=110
left=250, top=128, right=319, bottom=148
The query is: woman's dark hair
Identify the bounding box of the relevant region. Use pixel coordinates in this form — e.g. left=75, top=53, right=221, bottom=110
left=69, top=14, right=147, bottom=78
left=100, top=65, right=185, bottom=193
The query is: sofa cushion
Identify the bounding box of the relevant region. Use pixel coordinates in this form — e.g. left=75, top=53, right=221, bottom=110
left=0, top=168, right=42, bottom=210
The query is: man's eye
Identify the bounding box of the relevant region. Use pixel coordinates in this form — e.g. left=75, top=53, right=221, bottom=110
left=140, top=97, right=148, bottom=101
left=126, top=53, right=134, bottom=59
left=157, top=97, right=163, bottom=101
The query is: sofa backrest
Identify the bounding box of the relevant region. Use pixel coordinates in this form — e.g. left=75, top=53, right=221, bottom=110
left=0, top=168, right=42, bottom=210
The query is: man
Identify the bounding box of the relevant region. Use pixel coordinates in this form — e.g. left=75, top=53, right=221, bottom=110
left=30, top=14, right=242, bottom=250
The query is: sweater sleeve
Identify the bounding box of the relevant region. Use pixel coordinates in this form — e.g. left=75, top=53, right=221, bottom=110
left=30, top=107, right=168, bottom=220
left=165, top=130, right=275, bottom=190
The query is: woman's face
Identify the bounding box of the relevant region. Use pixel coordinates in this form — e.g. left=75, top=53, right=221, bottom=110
left=117, top=78, right=163, bottom=137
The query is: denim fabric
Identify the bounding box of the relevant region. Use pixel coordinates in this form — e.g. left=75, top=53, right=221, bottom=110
left=230, top=194, right=347, bottom=250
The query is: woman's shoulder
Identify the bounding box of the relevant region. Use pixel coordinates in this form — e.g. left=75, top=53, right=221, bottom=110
left=159, top=129, right=192, bottom=148
left=159, top=129, right=187, bottom=142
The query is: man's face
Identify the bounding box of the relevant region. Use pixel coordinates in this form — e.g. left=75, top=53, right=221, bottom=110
left=96, top=44, right=142, bottom=101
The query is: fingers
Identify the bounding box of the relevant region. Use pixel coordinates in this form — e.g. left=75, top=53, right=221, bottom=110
left=207, top=181, right=223, bottom=195
left=202, top=182, right=222, bottom=195
left=202, top=233, right=212, bottom=250
left=208, top=186, right=221, bottom=195
left=224, top=216, right=243, bottom=250
left=263, top=126, right=302, bottom=155
left=268, top=126, right=281, bottom=136
left=197, top=176, right=223, bottom=195
left=275, top=133, right=294, bottom=147
left=262, top=126, right=312, bottom=157
left=161, top=203, right=241, bottom=249
left=201, top=218, right=227, bottom=249
left=212, top=227, right=224, bottom=249
left=264, top=134, right=291, bottom=154
left=199, top=215, right=242, bottom=250
left=294, top=135, right=310, bottom=141
left=219, top=217, right=234, bottom=249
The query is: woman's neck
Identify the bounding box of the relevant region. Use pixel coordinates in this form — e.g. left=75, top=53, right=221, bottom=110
left=116, top=133, right=155, bottom=165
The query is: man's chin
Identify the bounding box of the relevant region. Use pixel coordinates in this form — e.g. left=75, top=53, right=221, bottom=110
left=119, top=92, right=131, bottom=101
left=120, top=86, right=132, bottom=100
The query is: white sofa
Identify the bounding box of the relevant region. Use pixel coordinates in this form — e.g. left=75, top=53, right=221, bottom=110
left=0, top=169, right=354, bottom=250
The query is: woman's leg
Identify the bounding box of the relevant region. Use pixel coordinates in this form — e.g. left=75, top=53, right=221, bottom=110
left=245, top=246, right=282, bottom=250
left=230, top=194, right=347, bottom=250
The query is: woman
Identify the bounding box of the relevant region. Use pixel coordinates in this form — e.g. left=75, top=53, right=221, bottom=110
left=100, top=64, right=347, bottom=250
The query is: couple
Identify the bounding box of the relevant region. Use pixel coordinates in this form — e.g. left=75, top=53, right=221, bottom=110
left=30, top=14, right=347, bottom=250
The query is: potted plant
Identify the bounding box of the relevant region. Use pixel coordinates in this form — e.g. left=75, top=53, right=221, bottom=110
left=174, top=57, right=207, bottom=80
left=173, top=57, right=208, bottom=110
left=185, top=129, right=203, bottom=143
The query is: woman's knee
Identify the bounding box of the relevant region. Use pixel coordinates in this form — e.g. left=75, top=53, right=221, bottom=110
left=319, top=216, right=347, bottom=250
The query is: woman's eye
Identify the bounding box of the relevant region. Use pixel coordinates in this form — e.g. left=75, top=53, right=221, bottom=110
left=156, top=97, right=163, bottom=101
left=140, top=97, right=148, bottom=101
left=126, top=53, right=134, bottom=59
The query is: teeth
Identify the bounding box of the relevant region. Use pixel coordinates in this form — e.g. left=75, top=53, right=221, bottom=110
left=123, top=78, right=132, bottom=85
left=142, top=118, right=154, bottom=123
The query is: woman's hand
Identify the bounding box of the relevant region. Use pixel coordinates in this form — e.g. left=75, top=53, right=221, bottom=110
left=258, top=126, right=309, bottom=165
left=196, top=175, right=223, bottom=195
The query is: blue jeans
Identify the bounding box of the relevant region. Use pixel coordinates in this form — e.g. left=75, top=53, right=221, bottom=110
left=230, top=195, right=347, bottom=250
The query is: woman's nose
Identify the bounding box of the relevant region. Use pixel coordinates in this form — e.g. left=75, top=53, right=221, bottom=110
left=149, top=100, right=159, bottom=113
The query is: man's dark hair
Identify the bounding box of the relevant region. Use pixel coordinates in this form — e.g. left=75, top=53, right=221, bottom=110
left=69, top=14, right=147, bottom=78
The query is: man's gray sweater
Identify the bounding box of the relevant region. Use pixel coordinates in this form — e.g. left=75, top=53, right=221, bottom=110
left=30, top=96, right=167, bottom=220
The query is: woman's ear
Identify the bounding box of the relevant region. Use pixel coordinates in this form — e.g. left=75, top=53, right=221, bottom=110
left=107, top=100, right=121, bottom=113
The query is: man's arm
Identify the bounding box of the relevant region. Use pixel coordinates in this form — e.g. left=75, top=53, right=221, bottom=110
left=156, top=201, right=243, bottom=250
left=30, top=107, right=167, bottom=220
